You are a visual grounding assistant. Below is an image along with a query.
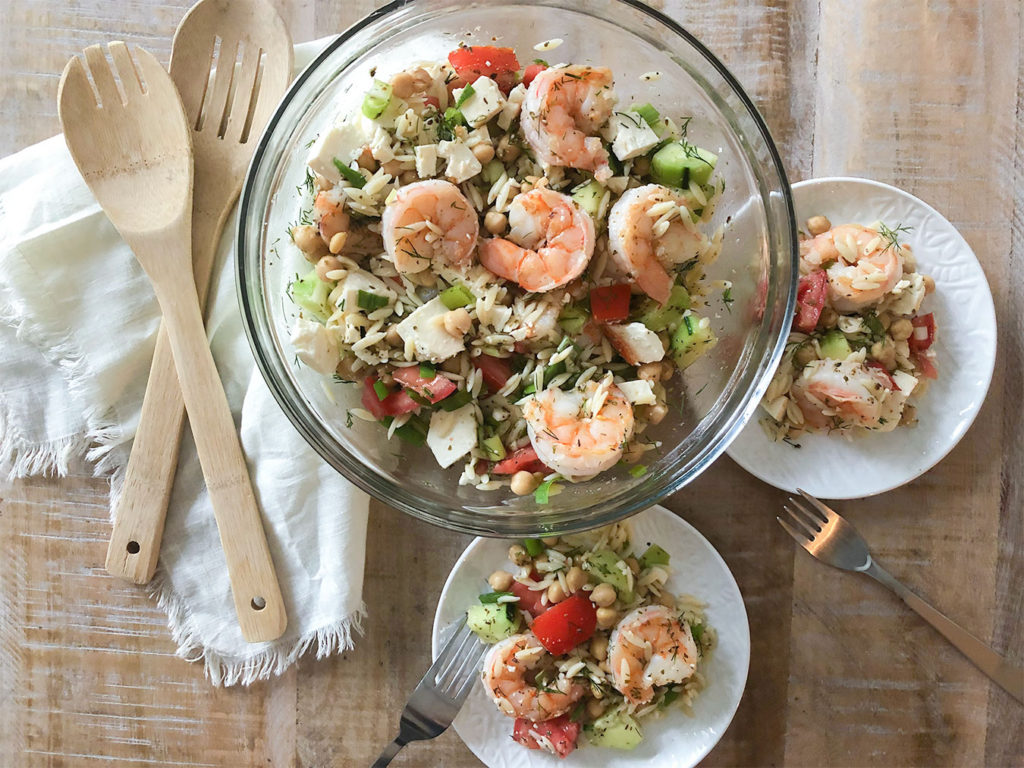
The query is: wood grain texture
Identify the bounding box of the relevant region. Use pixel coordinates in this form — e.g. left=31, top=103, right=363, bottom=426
left=1, top=0, right=1021, bottom=766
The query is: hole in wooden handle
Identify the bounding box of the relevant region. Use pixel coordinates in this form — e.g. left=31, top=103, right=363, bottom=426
left=126, top=540, right=141, bottom=554
left=251, top=596, right=266, bottom=611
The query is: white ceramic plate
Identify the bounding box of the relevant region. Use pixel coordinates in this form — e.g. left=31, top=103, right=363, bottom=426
left=727, top=177, right=997, bottom=498
left=431, top=505, right=750, bottom=768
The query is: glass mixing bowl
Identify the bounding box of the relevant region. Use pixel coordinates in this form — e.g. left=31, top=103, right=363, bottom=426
left=237, top=0, right=798, bottom=536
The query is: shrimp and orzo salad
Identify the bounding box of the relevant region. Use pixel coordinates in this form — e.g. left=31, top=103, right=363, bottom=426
left=466, top=524, right=714, bottom=757
left=287, top=44, right=726, bottom=499
left=761, top=214, right=938, bottom=441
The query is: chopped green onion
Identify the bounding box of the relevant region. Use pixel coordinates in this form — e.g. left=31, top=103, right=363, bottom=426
left=439, top=389, right=473, bottom=411
left=628, top=464, right=648, bottom=478
left=522, top=381, right=537, bottom=395
left=394, top=415, right=428, bottom=445
left=406, top=390, right=432, bottom=407
left=533, top=58, right=549, bottom=66
left=479, top=591, right=513, bottom=604
left=361, top=79, right=392, bottom=119
left=556, top=335, right=573, bottom=353
left=558, top=304, right=588, bottom=336
left=439, top=283, right=475, bottom=309
left=534, top=477, right=558, bottom=505
left=454, top=83, right=476, bottom=108
left=522, top=538, right=545, bottom=557
left=373, top=380, right=390, bottom=401
left=357, top=290, right=389, bottom=311
left=542, top=361, right=566, bottom=387
left=659, top=689, right=680, bottom=709
left=419, top=363, right=436, bottom=379
left=444, top=106, right=466, bottom=127
left=332, top=157, right=366, bottom=189
left=630, top=102, right=661, bottom=127
left=691, top=622, right=705, bottom=643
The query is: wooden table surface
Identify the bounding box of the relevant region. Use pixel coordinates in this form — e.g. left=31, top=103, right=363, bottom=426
left=2, top=1, right=1021, bottom=766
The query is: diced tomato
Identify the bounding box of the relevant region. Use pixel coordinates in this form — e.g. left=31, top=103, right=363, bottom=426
left=794, top=270, right=828, bottom=333
left=474, top=459, right=490, bottom=475
left=423, top=95, right=440, bottom=110
left=510, top=580, right=548, bottom=619
left=912, top=351, right=938, bottom=380
left=866, top=361, right=899, bottom=390
left=522, top=63, right=547, bottom=87
left=590, top=284, right=632, bottom=323
left=530, top=593, right=597, bottom=655
left=392, top=366, right=457, bottom=403
left=909, top=312, right=936, bottom=352
left=360, top=377, right=420, bottom=420
left=448, top=45, right=520, bottom=93
left=512, top=715, right=581, bottom=758
left=493, top=446, right=550, bottom=475
left=472, top=354, right=512, bottom=391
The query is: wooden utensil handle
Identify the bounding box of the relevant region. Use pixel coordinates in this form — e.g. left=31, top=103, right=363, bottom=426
left=107, top=203, right=230, bottom=583
left=153, top=264, right=287, bottom=643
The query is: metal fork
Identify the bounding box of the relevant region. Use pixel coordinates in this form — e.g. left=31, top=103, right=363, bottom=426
left=372, top=618, right=488, bottom=766
left=779, top=489, right=1023, bottom=703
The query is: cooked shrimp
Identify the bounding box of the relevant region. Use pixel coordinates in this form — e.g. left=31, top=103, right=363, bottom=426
left=607, top=605, right=698, bottom=706
left=801, top=224, right=904, bottom=312
left=482, top=633, right=586, bottom=722
left=479, top=187, right=595, bottom=292
left=790, top=359, right=903, bottom=431
left=381, top=180, right=479, bottom=275
left=521, top=65, right=616, bottom=182
left=608, top=184, right=707, bottom=305
left=522, top=374, right=634, bottom=481
left=314, top=189, right=350, bottom=242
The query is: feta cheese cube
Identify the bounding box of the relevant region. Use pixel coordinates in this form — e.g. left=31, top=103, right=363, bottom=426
left=437, top=140, right=482, bottom=184
left=334, top=270, right=396, bottom=315
left=415, top=144, right=438, bottom=178
left=602, top=322, right=666, bottom=365
left=395, top=297, right=466, bottom=362
left=878, top=272, right=926, bottom=316
left=617, top=379, right=657, bottom=406
left=457, top=76, right=506, bottom=128
left=306, top=114, right=386, bottom=183
left=426, top=404, right=478, bottom=468
left=608, top=112, right=660, bottom=161
left=498, top=84, right=527, bottom=131
left=290, top=318, right=339, bottom=374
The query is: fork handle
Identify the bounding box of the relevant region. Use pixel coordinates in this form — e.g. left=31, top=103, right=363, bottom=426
left=864, top=561, right=1023, bottom=703
left=371, top=735, right=408, bottom=767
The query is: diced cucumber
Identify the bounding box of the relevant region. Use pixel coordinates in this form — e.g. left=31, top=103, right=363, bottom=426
left=651, top=141, right=718, bottom=189
left=558, top=304, right=589, bottom=336
left=482, top=159, right=505, bottom=184
left=571, top=180, right=605, bottom=219
left=523, top=538, right=545, bottom=557
left=582, top=550, right=634, bottom=604
left=439, top=283, right=475, bottom=309
left=639, top=543, right=670, bottom=570
left=480, top=434, right=506, bottom=461
left=290, top=269, right=333, bottom=322
left=637, top=284, right=691, bottom=332
left=466, top=602, right=519, bottom=644
left=819, top=328, right=852, bottom=360
left=630, top=103, right=660, bottom=127
left=361, top=79, right=393, bottom=119
left=586, top=710, right=644, bottom=750
left=670, top=312, right=717, bottom=370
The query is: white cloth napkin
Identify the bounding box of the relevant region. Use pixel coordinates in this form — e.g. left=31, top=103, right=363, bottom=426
left=0, top=37, right=370, bottom=686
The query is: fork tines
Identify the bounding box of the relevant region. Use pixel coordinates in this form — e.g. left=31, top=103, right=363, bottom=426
left=429, top=618, right=486, bottom=702
left=778, top=488, right=832, bottom=543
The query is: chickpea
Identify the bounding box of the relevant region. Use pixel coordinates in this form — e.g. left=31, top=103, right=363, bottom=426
left=315, top=173, right=332, bottom=190
left=595, top=607, right=619, bottom=629
left=484, top=210, right=508, bottom=235
left=590, top=582, right=617, bottom=608
left=292, top=224, right=327, bottom=259
left=637, top=362, right=661, bottom=382
left=508, top=544, right=531, bottom=566
left=647, top=402, right=669, bottom=425
left=589, top=634, right=609, bottom=662
left=889, top=317, right=913, bottom=341
left=870, top=339, right=897, bottom=371
left=443, top=307, right=472, bottom=337
left=541, top=536, right=559, bottom=546
left=620, top=442, right=646, bottom=464
left=661, top=362, right=675, bottom=381
left=497, top=135, right=521, bottom=162
left=518, top=181, right=533, bottom=195
left=488, top=569, right=514, bottom=592
left=547, top=582, right=566, bottom=604
left=819, top=306, right=839, bottom=329
left=626, top=557, right=640, bottom=575
left=656, top=590, right=676, bottom=609
left=877, top=310, right=893, bottom=330
left=410, top=68, right=432, bottom=92
left=390, top=71, right=415, bottom=99
left=472, top=142, right=496, bottom=164
left=565, top=566, right=588, bottom=594
left=806, top=214, right=832, bottom=236
left=315, top=255, right=342, bottom=281
left=923, top=274, right=936, bottom=295
left=510, top=470, right=539, bottom=496
left=335, top=357, right=359, bottom=381
left=385, top=327, right=402, bottom=346
left=586, top=698, right=607, bottom=719
left=357, top=147, right=378, bottom=172
left=382, top=159, right=404, bottom=177
left=441, top=355, right=464, bottom=374
left=793, top=342, right=817, bottom=367
left=328, top=231, right=348, bottom=255
left=632, top=156, right=651, bottom=176
left=399, top=170, right=418, bottom=185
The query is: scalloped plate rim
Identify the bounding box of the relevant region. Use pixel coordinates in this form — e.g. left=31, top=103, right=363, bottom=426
left=726, top=176, right=997, bottom=498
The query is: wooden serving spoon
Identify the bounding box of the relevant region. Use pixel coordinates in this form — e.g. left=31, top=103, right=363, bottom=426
left=58, top=42, right=287, bottom=643
left=105, top=0, right=293, bottom=586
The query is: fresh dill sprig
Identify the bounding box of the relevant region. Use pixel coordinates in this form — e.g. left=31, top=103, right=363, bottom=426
left=877, top=222, right=912, bottom=252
